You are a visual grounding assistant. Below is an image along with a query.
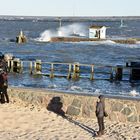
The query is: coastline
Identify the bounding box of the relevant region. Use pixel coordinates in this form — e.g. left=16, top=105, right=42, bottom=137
left=8, top=86, right=140, bottom=123
left=0, top=86, right=139, bottom=139
left=9, top=86, right=140, bottom=101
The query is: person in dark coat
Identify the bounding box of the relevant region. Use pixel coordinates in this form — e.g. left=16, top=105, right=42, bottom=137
left=95, top=95, right=107, bottom=137
left=0, top=53, right=9, bottom=103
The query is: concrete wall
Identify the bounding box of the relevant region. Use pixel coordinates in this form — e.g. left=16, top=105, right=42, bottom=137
left=8, top=87, right=140, bottom=123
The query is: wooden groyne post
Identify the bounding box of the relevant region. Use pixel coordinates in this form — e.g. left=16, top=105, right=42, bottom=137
left=67, top=64, right=72, bottom=79
left=50, top=63, right=54, bottom=78
left=72, top=62, right=80, bottom=80
left=115, top=65, right=123, bottom=80
left=110, top=67, right=114, bottom=80
left=29, top=61, right=33, bottom=74
left=34, top=60, right=42, bottom=74
left=129, top=62, right=140, bottom=81
left=10, top=58, right=22, bottom=73
left=90, top=65, right=94, bottom=80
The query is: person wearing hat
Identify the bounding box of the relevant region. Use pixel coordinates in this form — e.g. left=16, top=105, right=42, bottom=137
left=95, top=95, right=108, bottom=137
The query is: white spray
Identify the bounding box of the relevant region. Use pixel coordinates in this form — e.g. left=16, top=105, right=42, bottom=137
left=36, top=23, right=87, bottom=42
left=36, top=30, right=54, bottom=42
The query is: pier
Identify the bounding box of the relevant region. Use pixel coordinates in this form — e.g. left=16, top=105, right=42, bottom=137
left=7, top=58, right=140, bottom=82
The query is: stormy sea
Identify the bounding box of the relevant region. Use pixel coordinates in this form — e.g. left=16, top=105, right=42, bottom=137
left=0, top=16, right=140, bottom=98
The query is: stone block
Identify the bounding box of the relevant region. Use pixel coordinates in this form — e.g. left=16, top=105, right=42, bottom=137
left=111, top=102, right=123, bottom=112
left=71, top=99, right=81, bottom=108
left=127, top=115, right=137, bottom=122
left=82, top=105, right=90, bottom=117
left=66, top=106, right=80, bottom=116
left=86, top=97, right=95, bottom=105
left=82, top=104, right=94, bottom=117
left=121, top=107, right=132, bottom=116
left=89, top=105, right=95, bottom=111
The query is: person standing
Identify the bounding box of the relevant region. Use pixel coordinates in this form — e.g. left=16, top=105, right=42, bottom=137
left=95, top=95, right=108, bottom=137
left=0, top=53, right=9, bottom=103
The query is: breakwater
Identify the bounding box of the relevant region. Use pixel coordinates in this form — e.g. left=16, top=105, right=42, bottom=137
left=8, top=87, right=140, bottom=123
left=49, top=37, right=139, bottom=44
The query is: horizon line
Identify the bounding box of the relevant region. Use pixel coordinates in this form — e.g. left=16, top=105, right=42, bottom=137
left=0, top=15, right=140, bottom=18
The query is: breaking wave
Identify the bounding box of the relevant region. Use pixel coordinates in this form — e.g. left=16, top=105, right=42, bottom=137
left=35, top=23, right=86, bottom=42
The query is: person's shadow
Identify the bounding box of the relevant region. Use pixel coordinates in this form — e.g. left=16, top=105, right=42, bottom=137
left=47, top=96, right=96, bottom=137
left=47, top=96, right=65, bottom=116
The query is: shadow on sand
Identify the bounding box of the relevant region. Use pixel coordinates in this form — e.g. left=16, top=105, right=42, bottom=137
left=47, top=96, right=96, bottom=137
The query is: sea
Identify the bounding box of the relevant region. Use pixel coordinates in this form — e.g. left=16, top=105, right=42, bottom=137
left=0, top=16, right=140, bottom=98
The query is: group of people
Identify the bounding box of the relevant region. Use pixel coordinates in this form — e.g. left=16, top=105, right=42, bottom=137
left=0, top=52, right=9, bottom=104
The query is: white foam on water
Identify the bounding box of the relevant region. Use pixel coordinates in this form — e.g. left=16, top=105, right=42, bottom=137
left=35, top=23, right=86, bottom=42
left=68, top=39, right=116, bottom=46
left=94, top=89, right=101, bottom=95
left=48, top=84, right=57, bottom=89
left=117, top=44, right=140, bottom=49
left=93, top=40, right=116, bottom=45
left=58, top=23, right=86, bottom=37
left=136, top=41, right=140, bottom=44
left=129, top=90, right=139, bottom=97
left=119, top=90, right=139, bottom=97
left=70, top=86, right=83, bottom=91
left=36, top=30, right=54, bottom=42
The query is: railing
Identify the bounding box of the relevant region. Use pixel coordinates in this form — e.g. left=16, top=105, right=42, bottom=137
left=7, top=58, right=140, bottom=82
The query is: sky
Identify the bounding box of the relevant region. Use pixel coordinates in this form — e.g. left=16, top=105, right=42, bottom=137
left=0, top=0, right=139, bottom=17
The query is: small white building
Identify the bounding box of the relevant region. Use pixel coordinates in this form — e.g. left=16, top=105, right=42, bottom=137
left=89, top=26, right=107, bottom=39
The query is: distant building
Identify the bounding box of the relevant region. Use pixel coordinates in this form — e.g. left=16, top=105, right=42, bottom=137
left=89, top=26, right=107, bottom=39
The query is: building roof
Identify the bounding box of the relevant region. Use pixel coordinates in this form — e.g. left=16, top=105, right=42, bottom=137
left=89, top=25, right=106, bottom=29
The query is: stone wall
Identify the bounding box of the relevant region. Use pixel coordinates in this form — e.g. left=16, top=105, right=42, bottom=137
left=8, top=87, right=140, bottom=123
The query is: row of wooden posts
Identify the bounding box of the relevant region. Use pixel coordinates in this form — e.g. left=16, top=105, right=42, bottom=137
left=7, top=58, right=139, bottom=81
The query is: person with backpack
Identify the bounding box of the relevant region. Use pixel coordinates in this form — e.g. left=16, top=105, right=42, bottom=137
left=0, top=53, right=9, bottom=103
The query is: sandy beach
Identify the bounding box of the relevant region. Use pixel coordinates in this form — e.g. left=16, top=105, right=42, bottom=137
left=0, top=96, right=139, bottom=140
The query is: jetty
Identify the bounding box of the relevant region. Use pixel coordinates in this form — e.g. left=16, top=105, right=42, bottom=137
left=6, top=58, right=140, bottom=82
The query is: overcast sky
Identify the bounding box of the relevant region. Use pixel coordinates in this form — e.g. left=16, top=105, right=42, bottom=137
left=0, top=0, right=139, bottom=16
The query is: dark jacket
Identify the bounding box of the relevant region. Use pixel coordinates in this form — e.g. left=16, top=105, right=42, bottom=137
left=0, top=59, right=8, bottom=73
left=96, top=98, right=105, bottom=118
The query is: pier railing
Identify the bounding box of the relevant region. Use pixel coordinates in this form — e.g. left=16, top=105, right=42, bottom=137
left=7, top=58, right=140, bottom=82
